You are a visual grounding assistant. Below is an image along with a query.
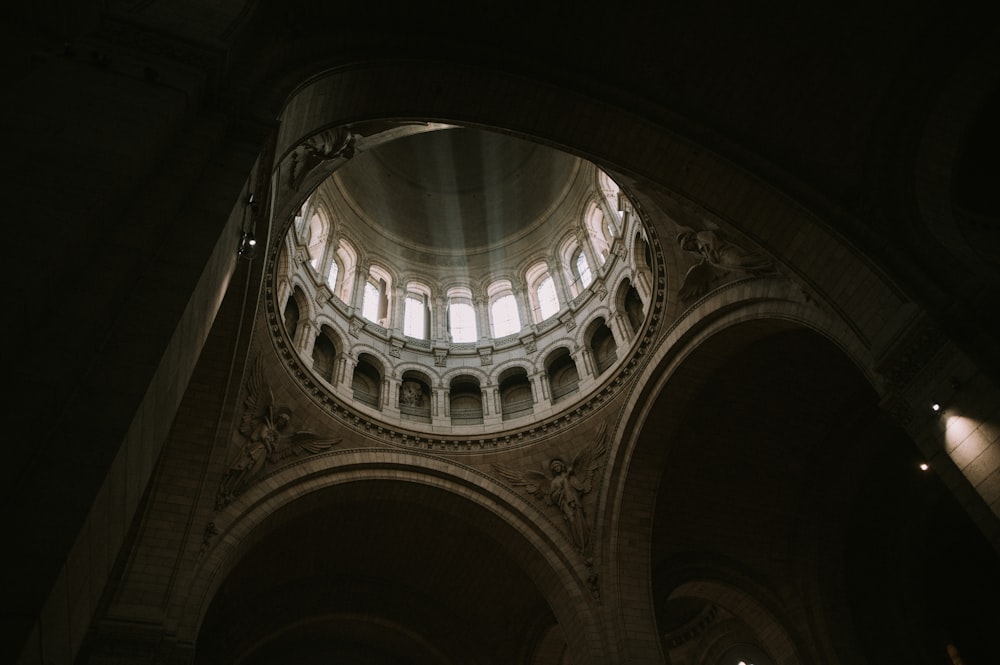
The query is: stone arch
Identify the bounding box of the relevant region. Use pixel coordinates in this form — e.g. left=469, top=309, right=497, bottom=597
left=498, top=365, right=535, bottom=422
left=310, top=324, right=339, bottom=385
left=351, top=352, right=384, bottom=409
left=598, top=282, right=873, bottom=662
left=544, top=347, right=580, bottom=404
left=615, top=277, right=645, bottom=334
left=398, top=369, right=433, bottom=423
left=449, top=374, right=484, bottom=425
left=655, top=577, right=799, bottom=665
left=232, top=59, right=992, bottom=665
left=282, top=284, right=311, bottom=342
left=186, top=451, right=607, bottom=665
left=584, top=316, right=617, bottom=376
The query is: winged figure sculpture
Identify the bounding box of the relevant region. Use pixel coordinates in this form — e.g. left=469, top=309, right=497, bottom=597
left=217, top=356, right=341, bottom=508
left=676, top=227, right=777, bottom=300
left=493, top=422, right=608, bottom=553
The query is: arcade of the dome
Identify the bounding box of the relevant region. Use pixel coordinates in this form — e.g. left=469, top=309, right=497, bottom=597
left=272, top=127, right=658, bottom=435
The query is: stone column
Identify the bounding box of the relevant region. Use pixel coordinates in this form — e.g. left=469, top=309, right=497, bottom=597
left=351, top=265, right=368, bottom=312
left=341, top=355, right=357, bottom=397
left=385, top=375, right=401, bottom=414
left=392, top=284, right=406, bottom=334
left=572, top=345, right=593, bottom=379
left=608, top=310, right=632, bottom=346
left=296, top=319, right=318, bottom=358
left=433, top=296, right=448, bottom=340
left=512, top=286, right=531, bottom=330
left=632, top=266, right=653, bottom=306
left=474, top=295, right=489, bottom=340
left=550, top=259, right=574, bottom=306
left=533, top=371, right=550, bottom=403
left=578, top=230, right=602, bottom=278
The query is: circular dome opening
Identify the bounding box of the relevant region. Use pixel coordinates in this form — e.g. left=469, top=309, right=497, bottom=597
left=272, top=124, right=660, bottom=438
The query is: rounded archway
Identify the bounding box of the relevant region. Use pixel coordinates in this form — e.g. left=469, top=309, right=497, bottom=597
left=606, top=315, right=1000, bottom=664
left=196, top=471, right=600, bottom=664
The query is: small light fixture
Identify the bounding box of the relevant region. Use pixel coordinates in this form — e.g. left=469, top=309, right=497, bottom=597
left=919, top=463, right=929, bottom=471
left=931, top=402, right=941, bottom=412
left=238, top=231, right=257, bottom=259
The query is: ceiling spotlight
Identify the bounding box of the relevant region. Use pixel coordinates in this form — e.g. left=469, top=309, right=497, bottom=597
left=238, top=231, right=257, bottom=259
left=919, top=463, right=929, bottom=471
left=931, top=402, right=941, bottom=412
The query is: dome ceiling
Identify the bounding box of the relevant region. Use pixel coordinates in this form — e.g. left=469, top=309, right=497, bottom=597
left=329, top=128, right=581, bottom=256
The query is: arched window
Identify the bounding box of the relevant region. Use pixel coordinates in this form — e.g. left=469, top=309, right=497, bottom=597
left=598, top=170, right=623, bottom=226
left=526, top=262, right=560, bottom=324
left=449, top=303, right=476, bottom=342
left=574, top=250, right=592, bottom=290
left=307, top=212, right=326, bottom=269
left=327, top=258, right=339, bottom=291
left=447, top=287, right=477, bottom=343
left=491, top=294, right=520, bottom=337
left=403, top=295, right=425, bottom=337
left=333, top=239, right=357, bottom=303
left=584, top=202, right=612, bottom=265
left=536, top=277, right=559, bottom=320
left=294, top=199, right=311, bottom=244
left=362, top=281, right=381, bottom=322
left=361, top=265, right=392, bottom=326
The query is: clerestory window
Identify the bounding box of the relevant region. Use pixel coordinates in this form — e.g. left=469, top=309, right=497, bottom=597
left=491, top=293, right=520, bottom=337
left=536, top=276, right=559, bottom=321
left=404, top=294, right=428, bottom=339
left=575, top=250, right=592, bottom=289
left=448, top=301, right=477, bottom=343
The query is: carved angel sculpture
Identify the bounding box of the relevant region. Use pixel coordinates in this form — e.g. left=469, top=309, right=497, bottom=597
left=288, top=128, right=356, bottom=191
left=494, top=422, right=608, bottom=553
left=676, top=227, right=777, bottom=300
left=217, top=357, right=341, bottom=508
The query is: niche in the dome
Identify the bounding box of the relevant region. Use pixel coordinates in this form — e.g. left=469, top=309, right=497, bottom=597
left=545, top=348, right=579, bottom=403
left=351, top=354, right=383, bottom=409
left=450, top=377, right=484, bottom=425
left=587, top=318, right=617, bottom=375
left=618, top=279, right=644, bottom=333
left=311, top=325, right=339, bottom=384
left=499, top=367, right=533, bottom=421
left=283, top=286, right=304, bottom=341
left=399, top=370, right=432, bottom=423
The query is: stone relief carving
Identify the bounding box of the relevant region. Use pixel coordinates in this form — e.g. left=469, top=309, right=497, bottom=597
left=400, top=380, right=426, bottom=407
left=216, top=356, right=342, bottom=509
left=493, top=421, right=608, bottom=554
left=198, top=521, right=218, bottom=559
left=676, top=227, right=777, bottom=300
left=289, top=128, right=356, bottom=191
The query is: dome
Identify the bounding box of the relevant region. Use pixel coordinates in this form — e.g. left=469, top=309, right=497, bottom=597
left=331, top=127, right=580, bottom=255
left=274, top=124, right=660, bottom=437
